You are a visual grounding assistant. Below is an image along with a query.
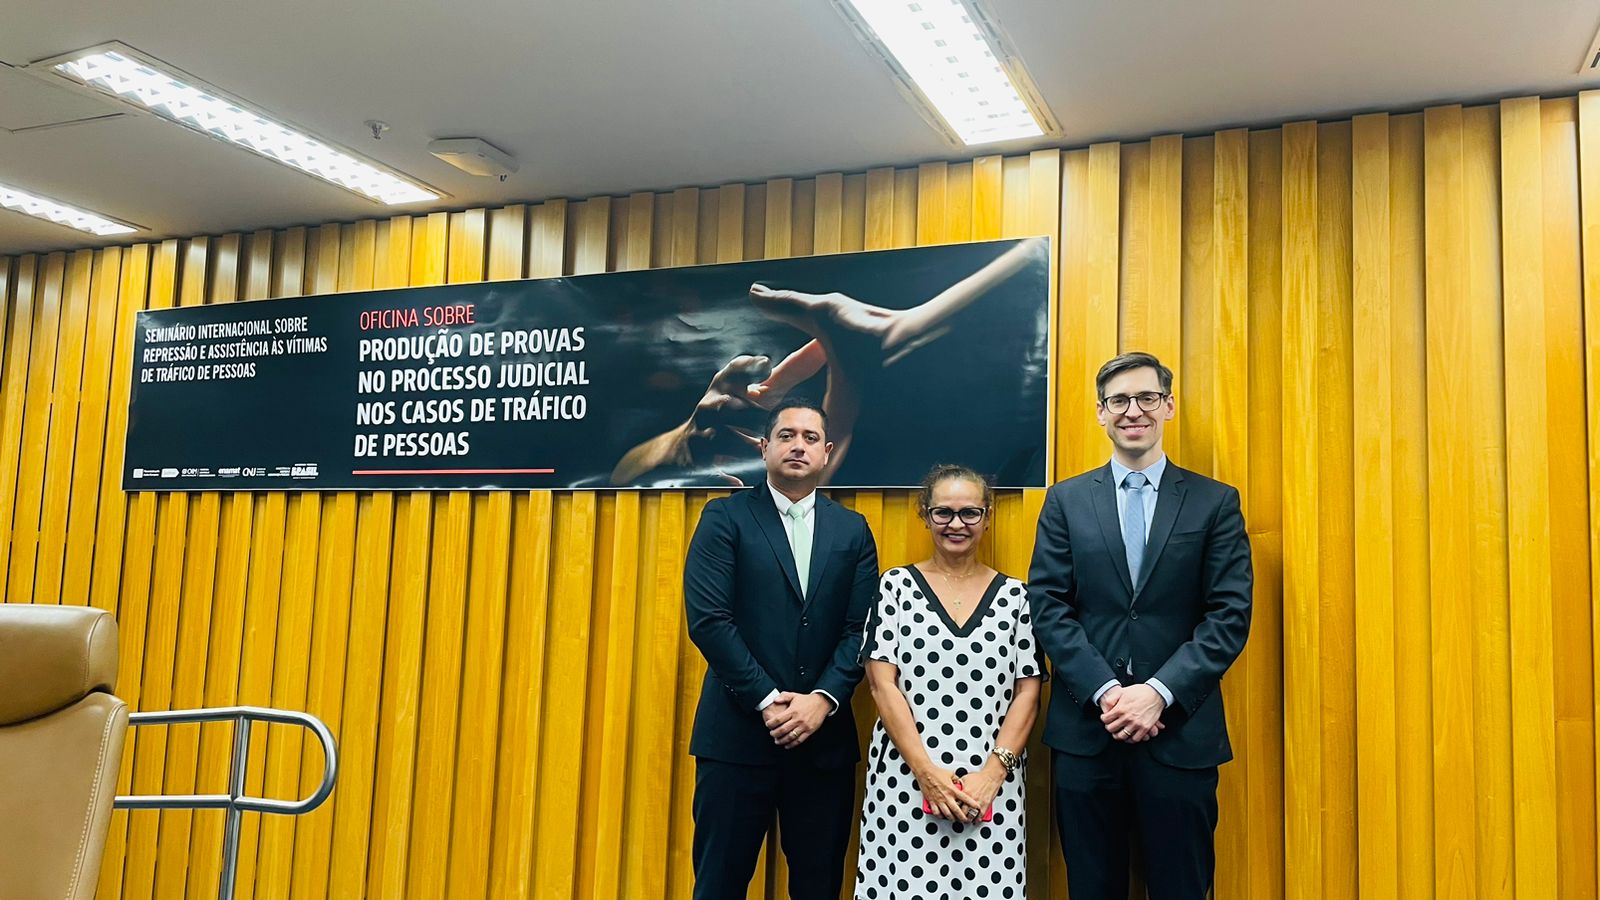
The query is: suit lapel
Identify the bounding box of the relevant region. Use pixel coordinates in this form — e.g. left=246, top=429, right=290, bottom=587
left=1136, top=464, right=1188, bottom=599
left=1090, top=465, right=1136, bottom=599
left=749, top=487, right=804, bottom=602
left=803, top=493, right=840, bottom=608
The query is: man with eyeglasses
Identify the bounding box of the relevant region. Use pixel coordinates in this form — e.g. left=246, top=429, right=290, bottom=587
left=1026, top=351, right=1253, bottom=899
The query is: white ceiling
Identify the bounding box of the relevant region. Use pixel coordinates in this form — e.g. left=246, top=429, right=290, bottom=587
left=3, top=0, right=1599, bottom=255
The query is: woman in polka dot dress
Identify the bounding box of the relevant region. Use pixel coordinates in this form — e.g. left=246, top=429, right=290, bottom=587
left=855, top=464, right=1044, bottom=900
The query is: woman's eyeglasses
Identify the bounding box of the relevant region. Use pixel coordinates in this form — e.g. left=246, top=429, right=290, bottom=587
left=927, top=506, right=987, bottom=525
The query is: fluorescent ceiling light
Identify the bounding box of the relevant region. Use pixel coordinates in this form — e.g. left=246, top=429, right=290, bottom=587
left=835, top=0, right=1053, bottom=146
left=43, top=45, right=440, bottom=206
left=0, top=181, right=139, bottom=236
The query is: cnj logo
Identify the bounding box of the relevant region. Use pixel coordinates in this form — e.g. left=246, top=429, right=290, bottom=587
left=291, top=463, right=319, bottom=478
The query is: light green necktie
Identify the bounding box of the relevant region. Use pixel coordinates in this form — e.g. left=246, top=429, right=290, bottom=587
left=786, top=503, right=810, bottom=597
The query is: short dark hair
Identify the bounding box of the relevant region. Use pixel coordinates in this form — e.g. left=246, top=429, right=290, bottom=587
left=1095, top=352, right=1173, bottom=399
left=917, top=463, right=994, bottom=512
left=764, top=396, right=828, bottom=439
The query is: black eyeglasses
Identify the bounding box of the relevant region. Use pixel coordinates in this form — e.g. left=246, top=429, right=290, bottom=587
left=1100, top=391, right=1169, bottom=414
left=927, top=506, right=987, bottom=525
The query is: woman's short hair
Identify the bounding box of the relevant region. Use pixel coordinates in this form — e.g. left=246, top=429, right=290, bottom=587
left=917, top=463, right=995, bottom=512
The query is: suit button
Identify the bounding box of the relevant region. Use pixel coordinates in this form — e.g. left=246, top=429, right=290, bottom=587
left=801, top=617, right=809, bottom=627
left=799, top=666, right=808, bottom=677
left=1130, top=609, right=1140, bottom=621
left=1114, top=657, right=1126, bottom=669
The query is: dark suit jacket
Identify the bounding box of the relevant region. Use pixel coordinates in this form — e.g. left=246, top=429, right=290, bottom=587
left=684, top=485, right=879, bottom=768
left=1027, top=462, right=1252, bottom=769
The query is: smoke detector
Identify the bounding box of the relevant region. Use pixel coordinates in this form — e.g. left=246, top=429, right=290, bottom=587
left=428, top=137, right=518, bottom=180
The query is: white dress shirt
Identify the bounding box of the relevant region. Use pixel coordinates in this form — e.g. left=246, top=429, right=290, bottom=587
left=769, top=482, right=817, bottom=554
left=758, top=484, right=838, bottom=715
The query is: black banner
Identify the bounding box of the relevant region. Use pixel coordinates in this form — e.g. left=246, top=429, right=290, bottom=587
left=124, top=236, right=1050, bottom=490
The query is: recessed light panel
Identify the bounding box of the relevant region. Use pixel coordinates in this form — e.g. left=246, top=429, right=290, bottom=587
left=45, top=44, right=440, bottom=205
left=0, top=181, right=139, bottom=236
left=836, top=0, right=1053, bottom=145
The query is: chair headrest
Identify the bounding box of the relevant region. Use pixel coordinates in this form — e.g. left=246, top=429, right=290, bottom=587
left=0, top=605, right=119, bottom=725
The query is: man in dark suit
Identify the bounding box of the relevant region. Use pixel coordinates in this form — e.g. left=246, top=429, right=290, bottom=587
left=684, top=396, right=880, bottom=900
left=1027, top=352, right=1252, bottom=900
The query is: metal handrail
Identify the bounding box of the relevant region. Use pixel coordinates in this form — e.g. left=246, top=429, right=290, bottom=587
left=113, top=706, right=338, bottom=900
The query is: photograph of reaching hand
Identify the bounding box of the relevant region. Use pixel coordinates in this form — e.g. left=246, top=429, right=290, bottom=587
left=603, top=236, right=1051, bottom=489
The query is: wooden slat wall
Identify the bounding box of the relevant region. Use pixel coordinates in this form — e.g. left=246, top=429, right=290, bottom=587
left=1, top=92, right=1597, bottom=900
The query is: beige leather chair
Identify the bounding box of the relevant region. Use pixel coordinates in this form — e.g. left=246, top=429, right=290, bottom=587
left=0, top=604, right=127, bottom=900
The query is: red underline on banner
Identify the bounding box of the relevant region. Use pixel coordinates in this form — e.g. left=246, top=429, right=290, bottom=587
left=351, top=468, right=556, bottom=475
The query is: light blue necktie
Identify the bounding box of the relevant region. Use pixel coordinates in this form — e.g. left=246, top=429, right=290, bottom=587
left=787, top=503, right=810, bottom=598
left=1122, top=471, right=1147, bottom=591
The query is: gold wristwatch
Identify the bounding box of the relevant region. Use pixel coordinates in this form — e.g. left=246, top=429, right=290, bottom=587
left=992, top=745, right=1021, bottom=772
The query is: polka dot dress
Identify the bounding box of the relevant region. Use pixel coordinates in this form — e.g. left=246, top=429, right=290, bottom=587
left=854, top=566, right=1045, bottom=900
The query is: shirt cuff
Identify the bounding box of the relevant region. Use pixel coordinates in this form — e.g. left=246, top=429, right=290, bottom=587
left=1146, top=678, right=1174, bottom=709
left=757, top=689, right=781, bottom=711
left=813, top=690, right=840, bottom=715
left=1091, top=679, right=1120, bottom=707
